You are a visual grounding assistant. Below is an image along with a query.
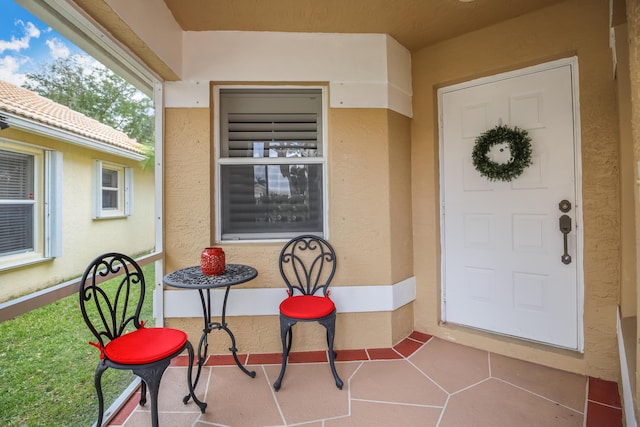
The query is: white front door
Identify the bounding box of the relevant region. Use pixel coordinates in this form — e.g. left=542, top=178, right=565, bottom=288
left=439, top=58, right=583, bottom=350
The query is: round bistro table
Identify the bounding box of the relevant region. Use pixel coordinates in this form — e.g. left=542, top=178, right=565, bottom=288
left=164, top=264, right=258, bottom=401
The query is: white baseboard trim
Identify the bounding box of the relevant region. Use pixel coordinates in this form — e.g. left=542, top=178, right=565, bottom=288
left=164, top=276, right=416, bottom=318
left=617, top=307, right=637, bottom=427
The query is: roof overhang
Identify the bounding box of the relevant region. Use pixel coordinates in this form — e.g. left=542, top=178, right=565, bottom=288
left=0, top=111, right=147, bottom=161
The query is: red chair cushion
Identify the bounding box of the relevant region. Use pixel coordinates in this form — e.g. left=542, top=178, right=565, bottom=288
left=279, top=295, right=335, bottom=319
left=104, top=327, right=187, bottom=364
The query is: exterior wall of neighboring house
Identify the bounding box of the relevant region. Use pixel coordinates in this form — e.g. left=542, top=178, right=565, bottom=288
left=0, top=106, right=155, bottom=303
left=412, top=0, right=619, bottom=380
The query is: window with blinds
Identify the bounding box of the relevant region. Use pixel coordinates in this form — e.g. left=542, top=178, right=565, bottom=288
left=0, top=149, right=35, bottom=256
left=218, top=88, right=325, bottom=241
left=1, top=142, right=61, bottom=267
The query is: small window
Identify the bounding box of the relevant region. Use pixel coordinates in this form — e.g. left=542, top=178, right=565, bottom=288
left=94, top=161, right=132, bottom=218
left=0, top=141, right=62, bottom=268
left=216, top=88, right=327, bottom=241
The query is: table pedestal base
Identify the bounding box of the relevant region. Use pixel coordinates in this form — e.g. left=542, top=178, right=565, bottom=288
left=184, top=287, right=256, bottom=403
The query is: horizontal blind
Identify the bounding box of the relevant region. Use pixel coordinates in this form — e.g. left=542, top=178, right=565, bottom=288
left=227, top=113, right=319, bottom=158
left=221, top=164, right=323, bottom=239
left=0, top=205, right=34, bottom=255
left=0, top=148, right=35, bottom=255
left=0, top=149, right=34, bottom=199
left=220, top=89, right=323, bottom=159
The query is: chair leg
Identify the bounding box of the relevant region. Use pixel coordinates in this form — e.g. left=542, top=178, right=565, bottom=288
left=320, top=314, right=343, bottom=390
left=286, top=326, right=293, bottom=354
left=326, top=330, right=337, bottom=359
left=139, top=379, right=147, bottom=406
left=133, top=360, right=171, bottom=427
left=94, top=363, right=108, bottom=427
left=274, top=317, right=296, bottom=391
left=184, top=340, right=207, bottom=413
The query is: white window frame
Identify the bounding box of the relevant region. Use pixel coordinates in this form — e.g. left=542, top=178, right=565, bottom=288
left=94, top=160, right=132, bottom=219
left=0, top=139, right=62, bottom=270
left=213, top=85, right=329, bottom=243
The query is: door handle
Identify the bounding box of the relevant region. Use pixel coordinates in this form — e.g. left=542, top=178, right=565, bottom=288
left=559, top=214, right=572, bottom=265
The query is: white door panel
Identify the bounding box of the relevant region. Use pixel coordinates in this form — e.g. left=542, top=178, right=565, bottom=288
left=440, top=59, right=582, bottom=349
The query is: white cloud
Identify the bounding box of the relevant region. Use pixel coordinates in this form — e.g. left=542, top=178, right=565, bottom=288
left=0, top=55, right=28, bottom=86
left=46, top=38, right=70, bottom=59
left=23, top=21, right=40, bottom=38
left=72, top=53, right=104, bottom=76
left=0, top=20, right=41, bottom=54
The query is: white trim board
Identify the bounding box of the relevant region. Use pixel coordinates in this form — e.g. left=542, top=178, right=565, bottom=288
left=617, top=308, right=637, bottom=427
left=164, top=276, right=416, bottom=318
left=164, top=32, right=413, bottom=117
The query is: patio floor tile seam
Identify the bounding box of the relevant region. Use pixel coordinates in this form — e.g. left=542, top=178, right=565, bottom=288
left=408, top=331, right=433, bottom=343
left=261, top=366, right=288, bottom=427
left=405, top=336, right=431, bottom=345
left=402, top=357, right=452, bottom=396
left=445, top=376, right=491, bottom=397
left=587, top=376, right=623, bottom=408
left=350, top=397, right=445, bottom=409
left=490, top=376, right=585, bottom=414
left=586, top=398, right=624, bottom=410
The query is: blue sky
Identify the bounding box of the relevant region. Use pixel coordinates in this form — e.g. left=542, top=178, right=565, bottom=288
left=0, top=0, right=85, bottom=86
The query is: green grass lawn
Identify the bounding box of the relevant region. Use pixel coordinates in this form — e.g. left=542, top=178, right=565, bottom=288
left=0, top=264, right=155, bottom=426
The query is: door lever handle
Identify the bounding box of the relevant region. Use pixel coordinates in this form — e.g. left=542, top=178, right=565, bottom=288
left=559, top=215, right=572, bottom=264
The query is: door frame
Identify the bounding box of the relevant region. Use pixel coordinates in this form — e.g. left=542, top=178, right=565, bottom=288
left=437, top=56, right=585, bottom=351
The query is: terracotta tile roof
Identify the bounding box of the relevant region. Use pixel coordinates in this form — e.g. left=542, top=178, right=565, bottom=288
left=0, top=79, right=145, bottom=155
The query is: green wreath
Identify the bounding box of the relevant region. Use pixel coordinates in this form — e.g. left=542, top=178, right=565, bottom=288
left=471, top=125, right=532, bottom=182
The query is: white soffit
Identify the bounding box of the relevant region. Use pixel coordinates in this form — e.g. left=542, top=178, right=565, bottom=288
left=105, top=0, right=183, bottom=77
left=166, top=31, right=413, bottom=117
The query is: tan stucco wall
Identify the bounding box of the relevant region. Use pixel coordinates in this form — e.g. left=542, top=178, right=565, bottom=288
left=0, top=130, right=155, bottom=302
left=163, top=103, right=414, bottom=352
left=411, top=0, right=620, bottom=380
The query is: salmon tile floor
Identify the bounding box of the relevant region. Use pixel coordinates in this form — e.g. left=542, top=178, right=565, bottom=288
left=108, top=332, right=623, bottom=427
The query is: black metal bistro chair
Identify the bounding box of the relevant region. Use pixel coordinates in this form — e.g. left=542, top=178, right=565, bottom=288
left=79, top=253, right=207, bottom=427
left=273, top=235, right=344, bottom=390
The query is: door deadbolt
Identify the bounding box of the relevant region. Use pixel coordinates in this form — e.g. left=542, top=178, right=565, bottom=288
left=559, top=200, right=572, bottom=213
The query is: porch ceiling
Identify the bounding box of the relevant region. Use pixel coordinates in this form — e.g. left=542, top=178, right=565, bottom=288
left=63, top=0, right=570, bottom=82
left=160, top=0, right=565, bottom=51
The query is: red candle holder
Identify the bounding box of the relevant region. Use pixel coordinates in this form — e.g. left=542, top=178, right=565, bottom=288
left=200, top=247, right=225, bottom=276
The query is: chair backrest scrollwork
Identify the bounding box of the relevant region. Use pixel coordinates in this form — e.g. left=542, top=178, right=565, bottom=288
left=279, top=235, right=336, bottom=297
left=79, top=253, right=146, bottom=349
